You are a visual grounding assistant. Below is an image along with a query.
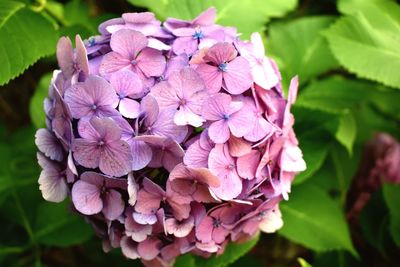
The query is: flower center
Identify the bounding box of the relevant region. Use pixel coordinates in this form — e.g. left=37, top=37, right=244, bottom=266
left=119, top=92, right=126, bottom=100
left=213, top=218, right=222, bottom=228
left=131, top=59, right=137, bottom=65
left=88, top=37, right=96, bottom=47
left=179, top=98, right=187, bottom=106
left=192, top=29, right=204, bottom=40
left=98, top=140, right=105, bottom=146
left=227, top=163, right=235, bottom=170
left=222, top=114, right=230, bottom=120
left=91, top=104, right=97, bottom=110
left=218, top=62, right=228, bottom=72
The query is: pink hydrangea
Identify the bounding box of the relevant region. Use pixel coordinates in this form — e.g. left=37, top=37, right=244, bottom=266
left=35, top=8, right=306, bottom=267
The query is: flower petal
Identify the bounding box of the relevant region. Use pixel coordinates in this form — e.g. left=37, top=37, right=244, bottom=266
left=72, top=180, right=102, bottom=215
left=223, top=56, right=252, bottom=95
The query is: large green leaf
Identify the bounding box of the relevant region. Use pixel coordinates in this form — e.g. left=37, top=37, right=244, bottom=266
left=267, top=16, right=339, bottom=86
left=324, top=2, right=400, bottom=89
left=34, top=202, right=93, bottom=247
left=0, top=1, right=24, bottom=29
left=337, top=0, right=399, bottom=16
left=0, top=7, right=57, bottom=86
left=382, top=183, right=400, bottom=247
left=128, top=0, right=298, bottom=39
left=279, top=183, right=357, bottom=255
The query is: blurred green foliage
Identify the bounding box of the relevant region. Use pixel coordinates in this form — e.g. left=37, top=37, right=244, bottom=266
left=0, top=0, right=400, bottom=266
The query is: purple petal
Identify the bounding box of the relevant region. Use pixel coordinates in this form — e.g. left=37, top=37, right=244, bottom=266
left=201, top=93, right=232, bottom=121
left=137, top=237, right=162, bottom=261
left=204, top=42, right=237, bottom=64
left=165, top=216, right=194, bottom=238
left=102, top=189, right=124, bottom=220
left=228, top=136, right=252, bottom=157
left=35, top=129, right=64, bottom=162
left=72, top=180, right=102, bottom=215
left=237, top=150, right=260, bottom=179
left=222, top=56, right=252, bottom=95
left=56, top=36, right=74, bottom=77
left=37, top=153, right=68, bottom=203
left=99, top=140, right=132, bottom=177
left=133, top=212, right=158, bottom=225
left=75, top=35, right=89, bottom=76
left=196, top=63, right=222, bottom=94
left=208, top=120, right=230, bottom=144
left=130, top=139, right=152, bottom=171
left=128, top=173, right=138, bottom=206
left=137, top=47, right=166, bottom=77
left=72, top=139, right=101, bottom=169
left=119, top=98, right=140, bottom=119
left=110, top=29, right=148, bottom=58
left=99, top=51, right=131, bottom=76
left=120, top=236, right=140, bottom=260
left=110, top=69, right=143, bottom=97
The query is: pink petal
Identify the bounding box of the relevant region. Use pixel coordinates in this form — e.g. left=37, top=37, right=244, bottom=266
left=212, top=226, right=229, bottom=244
left=196, top=64, right=222, bottom=94
left=137, top=47, right=166, bottom=77
left=192, top=7, right=216, bottom=26
left=102, top=189, right=124, bottom=220
left=127, top=173, right=138, bottom=206
left=237, top=150, right=260, bottom=179
left=99, top=140, right=132, bottom=177
left=99, top=52, right=131, bottom=76
left=244, top=116, right=273, bottom=142
left=75, top=35, right=89, bottom=76
left=201, top=93, right=232, bottom=120
left=223, top=56, right=252, bottom=94
left=228, top=136, right=252, bottom=157
left=204, top=42, right=237, bottom=64
left=72, top=139, right=101, bottom=169
left=150, top=81, right=178, bottom=110
left=172, top=37, right=198, bottom=55
left=151, top=109, right=188, bottom=143
left=120, top=236, right=140, bottom=260
left=110, top=29, right=148, bottom=58
left=195, top=215, right=213, bottom=243
left=35, top=129, right=64, bottom=162
left=208, top=120, right=230, bottom=144
left=184, top=139, right=211, bottom=168
left=72, top=180, right=102, bottom=215
left=126, top=214, right=152, bottom=242
left=280, top=145, right=307, bottom=172
left=174, top=106, right=204, bottom=127
left=37, top=154, right=68, bottom=203
left=228, top=104, right=255, bottom=138
left=110, top=69, right=143, bottom=96
left=130, top=139, right=152, bottom=171
left=119, top=98, right=140, bottom=119
left=165, top=216, right=194, bottom=238
left=137, top=237, right=162, bottom=261
left=133, top=212, right=158, bottom=225
left=140, top=95, right=159, bottom=125
left=56, top=36, right=74, bottom=77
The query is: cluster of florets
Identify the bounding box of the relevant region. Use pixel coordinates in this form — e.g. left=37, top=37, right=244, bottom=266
left=35, top=8, right=306, bottom=266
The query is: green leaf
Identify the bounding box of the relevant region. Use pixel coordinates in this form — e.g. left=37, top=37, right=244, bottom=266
left=34, top=201, right=93, bottom=247
left=335, top=111, right=356, bottom=155
left=267, top=16, right=339, bottom=86
left=174, top=254, right=196, bottom=267
left=128, top=0, right=298, bottom=39
left=296, top=76, right=375, bottom=114
left=0, top=1, right=25, bottom=29
left=324, top=2, right=400, bottom=89
left=0, top=7, right=57, bottom=86
left=293, top=133, right=330, bottom=185
left=337, top=0, right=399, bottom=16
left=279, top=184, right=357, bottom=256
left=382, top=183, right=400, bottom=247
left=195, top=234, right=259, bottom=267
left=30, top=73, right=52, bottom=129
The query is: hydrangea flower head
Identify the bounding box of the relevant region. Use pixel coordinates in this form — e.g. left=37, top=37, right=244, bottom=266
left=35, top=8, right=306, bottom=266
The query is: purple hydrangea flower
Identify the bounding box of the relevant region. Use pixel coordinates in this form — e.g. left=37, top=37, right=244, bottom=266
left=35, top=8, right=306, bottom=266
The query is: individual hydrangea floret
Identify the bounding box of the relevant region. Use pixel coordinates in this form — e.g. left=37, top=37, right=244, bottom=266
left=35, top=7, right=306, bottom=267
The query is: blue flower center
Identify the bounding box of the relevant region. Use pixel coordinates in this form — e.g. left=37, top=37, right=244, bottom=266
left=222, top=114, right=230, bottom=120
left=192, top=29, right=204, bottom=40
left=88, top=37, right=96, bottom=47
left=119, top=92, right=126, bottom=100
left=131, top=59, right=137, bottom=65
left=218, top=62, right=228, bottom=72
